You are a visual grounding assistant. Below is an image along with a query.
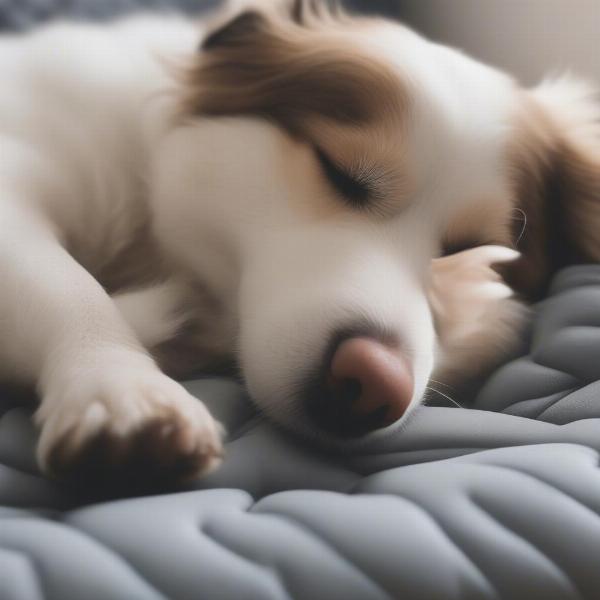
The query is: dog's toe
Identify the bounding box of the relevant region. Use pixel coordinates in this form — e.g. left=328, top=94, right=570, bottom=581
left=36, top=372, right=224, bottom=491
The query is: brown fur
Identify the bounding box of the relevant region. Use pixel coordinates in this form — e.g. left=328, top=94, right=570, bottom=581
left=503, top=93, right=560, bottom=298
left=504, top=85, right=600, bottom=299
left=179, top=8, right=405, bottom=138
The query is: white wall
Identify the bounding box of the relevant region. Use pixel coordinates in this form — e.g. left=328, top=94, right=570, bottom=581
left=400, top=0, right=600, bottom=85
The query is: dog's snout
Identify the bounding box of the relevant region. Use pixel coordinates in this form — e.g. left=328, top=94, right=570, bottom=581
left=307, top=336, right=413, bottom=438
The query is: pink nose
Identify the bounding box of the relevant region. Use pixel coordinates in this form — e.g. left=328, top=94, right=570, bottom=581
left=310, top=337, right=414, bottom=437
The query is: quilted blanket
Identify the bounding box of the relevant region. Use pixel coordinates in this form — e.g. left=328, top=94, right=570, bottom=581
left=3, top=265, right=600, bottom=599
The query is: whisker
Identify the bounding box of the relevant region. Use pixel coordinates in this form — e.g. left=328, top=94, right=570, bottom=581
left=425, top=386, right=464, bottom=409
left=512, top=207, right=528, bottom=247
left=427, top=378, right=455, bottom=391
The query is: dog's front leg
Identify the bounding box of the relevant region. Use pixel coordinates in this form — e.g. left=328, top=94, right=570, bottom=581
left=0, top=209, right=222, bottom=484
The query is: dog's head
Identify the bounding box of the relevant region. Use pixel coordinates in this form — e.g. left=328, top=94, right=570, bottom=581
left=152, top=0, right=600, bottom=443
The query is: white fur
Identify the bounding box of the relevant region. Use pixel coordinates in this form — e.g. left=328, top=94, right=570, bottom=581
left=0, top=10, right=588, bottom=473
left=112, top=281, right=190, bottom=348
left=0, top=16, right=225, bottom=475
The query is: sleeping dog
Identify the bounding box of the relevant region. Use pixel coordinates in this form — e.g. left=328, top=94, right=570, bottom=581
left=0, top=0, right=598, bottom=484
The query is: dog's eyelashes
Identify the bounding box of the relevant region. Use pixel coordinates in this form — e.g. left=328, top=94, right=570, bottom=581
left=315, top=148, right=371, bottom=208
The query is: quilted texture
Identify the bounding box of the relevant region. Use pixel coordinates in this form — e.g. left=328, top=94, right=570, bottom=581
left=2, top=265, right=600, bottom=600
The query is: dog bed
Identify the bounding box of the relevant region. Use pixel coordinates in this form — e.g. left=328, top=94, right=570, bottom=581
left=3, top=265, right=600, bottom=600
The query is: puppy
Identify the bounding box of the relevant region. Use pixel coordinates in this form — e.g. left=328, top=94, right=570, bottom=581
left=0, top=0, right=598, bottom=484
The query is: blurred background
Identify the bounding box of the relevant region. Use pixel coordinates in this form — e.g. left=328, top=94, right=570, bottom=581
left=400, top=0, right=600, bottom=85
left=0, top=0, right=598, bottom=85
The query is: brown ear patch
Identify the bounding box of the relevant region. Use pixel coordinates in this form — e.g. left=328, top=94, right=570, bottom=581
left=180, top=8, right=404, bottom=135
left=504, top=83, right=600, bottom=299
left=503, top=95, right=560, bottom=299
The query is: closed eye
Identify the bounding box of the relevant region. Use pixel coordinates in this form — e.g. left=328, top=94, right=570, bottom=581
left=315, top=148, right=371, bottom=208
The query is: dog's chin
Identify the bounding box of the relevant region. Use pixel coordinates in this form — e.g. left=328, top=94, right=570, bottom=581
left=256, top=397, right=423, bottom=453
left=298, top=410, right=398, bottom=450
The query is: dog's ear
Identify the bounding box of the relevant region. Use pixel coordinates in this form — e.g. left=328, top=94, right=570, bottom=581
left=505, top=76, right=600, bottom=298
left=179, top=1, right=401, bottom=134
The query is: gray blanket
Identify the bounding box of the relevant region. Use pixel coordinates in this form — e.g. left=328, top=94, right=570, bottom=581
left=2, top=265, right=600, bottom=600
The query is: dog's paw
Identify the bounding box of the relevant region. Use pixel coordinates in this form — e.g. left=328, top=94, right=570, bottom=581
left=35, top=368, right=224, bottom=488
left=430, top=245, right=520, bottom=340
left=430, top=245, right=527, bottom=381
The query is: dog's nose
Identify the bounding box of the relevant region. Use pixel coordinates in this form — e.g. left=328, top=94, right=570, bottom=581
left=308, top=337, right=413, bottom=438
